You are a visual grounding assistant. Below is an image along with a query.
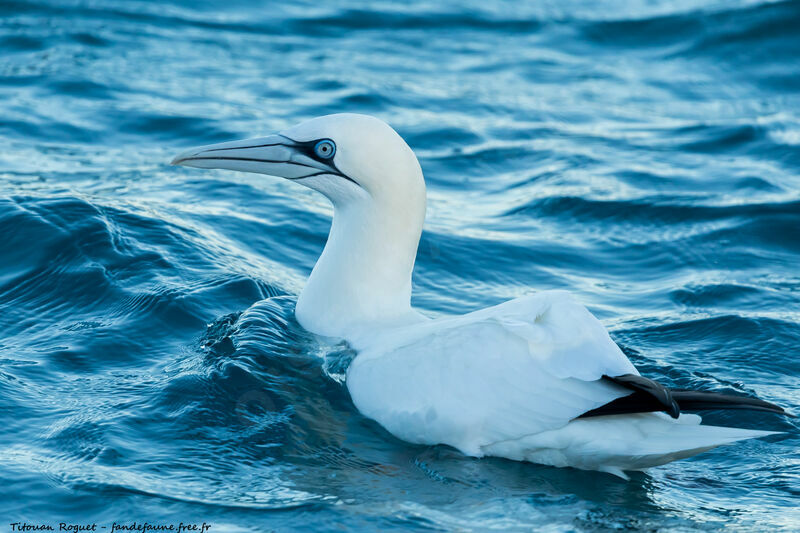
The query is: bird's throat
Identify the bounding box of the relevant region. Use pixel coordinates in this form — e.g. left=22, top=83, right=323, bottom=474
left=295, top=200, right=425, bottom=340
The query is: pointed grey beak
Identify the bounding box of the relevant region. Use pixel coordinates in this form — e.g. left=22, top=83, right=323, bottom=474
left=171, top=134, right=342, bottom=181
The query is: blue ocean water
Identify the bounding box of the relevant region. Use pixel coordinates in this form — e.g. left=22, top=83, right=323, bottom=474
left=1, top=0, right=799, bottom=530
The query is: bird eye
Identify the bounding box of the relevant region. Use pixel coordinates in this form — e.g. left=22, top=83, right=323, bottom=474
left=314, top=139, right=336, bottom=159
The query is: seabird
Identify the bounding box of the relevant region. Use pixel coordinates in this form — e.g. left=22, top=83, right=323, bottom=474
left=172, top=113, right=791, bottom=478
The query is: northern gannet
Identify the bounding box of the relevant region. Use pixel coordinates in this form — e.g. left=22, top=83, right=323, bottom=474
left=173, top=113, right=790, bottom=478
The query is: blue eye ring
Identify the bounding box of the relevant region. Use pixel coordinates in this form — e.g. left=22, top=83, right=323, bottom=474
left=314, top=139, right=336, bottom=159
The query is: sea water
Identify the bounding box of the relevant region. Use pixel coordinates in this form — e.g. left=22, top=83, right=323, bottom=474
left=1, top=1, right=798, bottom=531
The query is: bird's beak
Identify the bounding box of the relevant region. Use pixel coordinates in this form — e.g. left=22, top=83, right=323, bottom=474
left=171, top=134, right=340, bottom=181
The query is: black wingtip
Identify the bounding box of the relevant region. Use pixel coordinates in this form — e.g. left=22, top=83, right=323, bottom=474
left=604, top=374, right=681, bottom=418
left=670, top=389, right=792, bottom=418
left=577, top=374, right=795, bottom=421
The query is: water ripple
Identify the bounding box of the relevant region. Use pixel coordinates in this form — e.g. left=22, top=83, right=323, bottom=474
left=1, top=0, right=798, bottom=531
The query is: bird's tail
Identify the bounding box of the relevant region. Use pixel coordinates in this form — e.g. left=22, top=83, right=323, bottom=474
left=505, top=412, right=780, bottom=480
left=595, top=414, right=779, bottom=475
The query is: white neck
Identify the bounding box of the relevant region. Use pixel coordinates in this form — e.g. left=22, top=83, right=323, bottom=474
left=295, top=194, right=426, bottom=340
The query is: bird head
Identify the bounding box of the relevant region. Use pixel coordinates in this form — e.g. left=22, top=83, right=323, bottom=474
left=172, top=113, right=425, bottom=210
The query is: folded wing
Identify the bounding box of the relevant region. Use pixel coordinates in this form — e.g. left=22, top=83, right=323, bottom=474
left=347, top=290, right=638, bottom=455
